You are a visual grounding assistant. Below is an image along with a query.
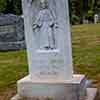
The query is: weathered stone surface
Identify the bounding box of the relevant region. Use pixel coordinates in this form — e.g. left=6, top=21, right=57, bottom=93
left=0, top=13, right=25, bottom=50
left=22, top=0, right=73, bottom=81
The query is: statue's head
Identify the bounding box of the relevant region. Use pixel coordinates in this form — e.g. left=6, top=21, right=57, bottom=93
left=40, top=0, right=48, bottom=9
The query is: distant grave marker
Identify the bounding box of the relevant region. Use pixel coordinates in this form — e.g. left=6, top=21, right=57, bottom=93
left=0, top=14, right=25, bottom=50
left=94, top=14, right=99, bottom=23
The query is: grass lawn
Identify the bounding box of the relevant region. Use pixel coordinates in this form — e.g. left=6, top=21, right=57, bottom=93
left=0, top=23, right=100, bottom=100
left=72, top=24, right=100, bottom=87
left=0, top=50, right=28, bottom=100
left=72, top=24, right=100, bottom=100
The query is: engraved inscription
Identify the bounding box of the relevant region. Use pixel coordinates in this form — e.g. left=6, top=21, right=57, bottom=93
left=0, top=25, right=16, bottom=34
left=33, top=58, right=64, bottom=77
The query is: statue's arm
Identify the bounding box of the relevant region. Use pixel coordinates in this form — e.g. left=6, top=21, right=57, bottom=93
left=52, top=12, right=59, bottom=28
left=49, top=9, right=58, bottom=28
left=33, top=12, right=42, bottom=30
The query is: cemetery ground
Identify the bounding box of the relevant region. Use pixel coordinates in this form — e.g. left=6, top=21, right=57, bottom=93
left=0, top=24, right=100, bottom=100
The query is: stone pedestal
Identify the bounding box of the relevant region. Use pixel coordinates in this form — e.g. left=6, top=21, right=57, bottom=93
left=11, top=74, right=89, bottom=100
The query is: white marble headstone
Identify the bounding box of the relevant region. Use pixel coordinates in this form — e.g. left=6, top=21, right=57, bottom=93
left=22, top=0, right=73, bottom=81
left=94, top=14, right=99, bottom=24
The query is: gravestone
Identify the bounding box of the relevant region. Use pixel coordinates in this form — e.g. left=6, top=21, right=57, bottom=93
left=0, top=13, right=25, bottom=50
left=94, top=14, right=99, bottom=24
left=11, top=0, right=97, bottom=100
left=22, top=0, right=73, bottom=81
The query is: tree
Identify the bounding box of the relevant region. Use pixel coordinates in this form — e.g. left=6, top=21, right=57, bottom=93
left=6, top=0, right=14, bottom=13
left=13, top=0, right=22, bottom=15
left=0, top=0, right=22, bottom=15
left=70, top=0, right=83, bottom=23
left=0, top=0, right=6, bottom=12
left=94, top=0, right=100, bottom=13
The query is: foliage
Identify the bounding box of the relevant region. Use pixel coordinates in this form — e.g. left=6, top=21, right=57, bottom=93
left=13, top=0, right=22, bottom=15
left=70, top=0, right=100, bottom=24
left=94, top=0, right=100, bottom=13
left=71, top=14, right=80, bottom=24
left=0, top=0, right=22, bottom=15
left=87, top=10, right=94, bottom=17
left=0, top=0, right=6, bottom=12
left=72, top=0, right=83, bottom=15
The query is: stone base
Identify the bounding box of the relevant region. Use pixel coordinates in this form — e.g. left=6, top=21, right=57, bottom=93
left=11, top=75, right=97, bottom=100
left=86, top=88, right=97, bottom=100
left=11, top=88, right=97, bottom=100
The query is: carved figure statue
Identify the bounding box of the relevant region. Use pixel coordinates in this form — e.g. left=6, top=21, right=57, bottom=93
left=33, top=0, right=58, bottom=50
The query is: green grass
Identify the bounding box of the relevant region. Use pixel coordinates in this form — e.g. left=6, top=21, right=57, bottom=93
left=72, top=24, right=100, bottom=88
left=72, top=24, right=100, bottom=100
left=0, top=23, right=100, bottom=99
left=0, top=50, right=28, bottom=100
left=0, top=50, right=28, bottom=88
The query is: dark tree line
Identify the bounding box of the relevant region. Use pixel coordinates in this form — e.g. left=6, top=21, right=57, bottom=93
left=69, top=0, right=100, bottom=24
left=0, top=0, right=100, bottom=23
left=0, top=0, right=22, bottom=15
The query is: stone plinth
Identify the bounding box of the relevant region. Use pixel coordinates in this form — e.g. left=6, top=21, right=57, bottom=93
left=11, top=74, right=87, bottom=100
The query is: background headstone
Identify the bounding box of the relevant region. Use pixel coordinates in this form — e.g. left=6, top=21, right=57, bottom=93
left=94, top=14, right=99, bottom=24
left=0, top=13, right=25, bottom=50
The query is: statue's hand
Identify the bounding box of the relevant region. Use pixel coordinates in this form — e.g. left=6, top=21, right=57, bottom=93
left=49, top=22, right=54, bottom=27
left=55, top=23, right=59, bottom=28
left=33, top=24, right=37, bottom=30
